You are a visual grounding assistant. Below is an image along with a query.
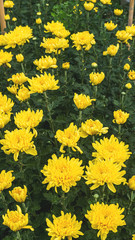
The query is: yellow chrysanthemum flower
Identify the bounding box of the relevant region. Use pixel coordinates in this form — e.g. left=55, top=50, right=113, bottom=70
left=14, top=108, right=43, bottom=136
left=92, top=135, right=132, bottom=166
left=125, top=83, right=132, bottom=89
left=103, top=44, right=119, bottom=56
left=114, top=9, right=123, bottom=16
left=0, top=49, right=13, bottom=68
left=28, top=73, right=60, bottom=94
left=16, top=54, right=24, bottom=62
left=33, top=55, right=57, bottom=72
left=4, top=0, right=14, bottom=8
left=7, top=72, right=29, bottom=85
left=9, top=186, right=27, bottom=202
left=104, top=21, right=117, bottom=31
left=41, top=154, right=84, bottom=193
left=116, top=30, right=132, bottom=44
left=2, top=205, right=34, bottom=232
left=62, top=62, right=70, bottom=70
left=128, top=70, right=135, bottom=80
left=5, top=14, right=10, bottom=20
left=128, top=176, right=135, bottom=190
left=12, top=17, right=17, bottom=22
left=84, top=160, right=126, bottom=192
left=0, top=92, right=14, bottom=114
left=126, top=24, right=135, bottom=36
left=55, top=122, right=83, bottom=154
left=7, top=84, right=18, bottom=95
left=132, top=234, right=135, bottom=240
left=46, top=211, right=83, bottom=240
left=79, top=119, right=108, bottom=137
left=113, top=109, right=129, bottom=124
left=85, top=202, right=126, bottom=240
left=36, top=18, right=42, bottom=24
left=40, top=37, right=69, bottom=54
left=100, top=0, right=112, bottom=4
left=0, top=128, right=37, bottom=161
left=0, top=112, right=11, bottom=129
left=70, top=31, right=96, bottom=51
left=0, top=170, right=15, bottom=193
left=16, top=85, right=30, bottom=102
left=89, top=72, right=105, bottom=85
left=44, top=20, right=70, bottom=38
left=84, top=2, right=94, bottom=11
left=124, top=63, right=130, bottom=71
left=73, top=93, right=96, bottom=109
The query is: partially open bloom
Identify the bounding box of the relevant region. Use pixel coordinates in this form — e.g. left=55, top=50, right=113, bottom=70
left=55, top=122, right=82, bottom=154
left=125, top=83, right=132, bottom=89
left=12, top=17, right=17, bottom=22
left=124, top=63, right=130, bottom=71
left=0, top=92, right=14, bottom=114
left=41, top=154, right=84, bottom=193
left=114, top=9, right=123, bottom=16
left=5, top=14, right=10, bottom=20
left=126, top=24, right=135, bottom=36
left=16, top=85, right=30, bottom=102
left=85, top=202, right=126, bottom=240
left=46, top=211, right=83, bottom=240
left=116, top=30, right=132, bottom=44
left=79, top=119, right=108, bottom=137
left=128, top=70, right=135, bottom=80
left=44, top=20, right=70, bottom=38
left=2, top=205, right=34, bottom=231
left=84, top=160, right=126, bottom=192
left=104, top=21, right=117, bottom=31
left=36, top=18, right=42, bottom=24
left=0, top=112, right=11, bottom=129
left=33, top=55, right=57, bottom=72
left=9, top=186, right=27, bottom=202
left=71, top=31, right=96, bottom=51
left=0, top=128, right=37, bottom=161
left=92, top=135, right=132, bottom=166
left=113, top=110, right=129, bottom=124
left=128, top=176, right=135, bottom=190
left=84, top=2, right=94, bottom=11
left=62, top=62, right=70, bottom=70
left=7, top=85, right=18, bottom=95
left=16, top=54, right=24, bottom=62
left=40, top=37, right=69, bottom=54
left=7, top=72, right=29, bottom=85
left=0, top=49, right=13, bottom=68
left=73, top=93, right=96, bottom=109
left=0, top=170, right=15, bottom=193
left=89, top=72, right=105, bottom=85
left=4, top=1, right=14, bottom=8
left=103, top=44, right=119, bottom=56
left=100, top=0, right=112, bottom=4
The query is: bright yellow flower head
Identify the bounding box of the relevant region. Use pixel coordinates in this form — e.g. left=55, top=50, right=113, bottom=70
left=62, top=62, right=70, bottom=70
left=0, top=170, right=15, bottom=193
left=44, top=20, right=70, bottom=38
left=5, top=14, right=10, bottom=20
left=84, top=2, right=94, bottom=11
left=92, top=135, right=132, bottom=166
left=113, top=109, right=129, bottom=124
left=40, top=37, right=69, bottom=54
left=28, top=73, right=59, bottom=94
left=4, top=1, right=14, bottom=8
left=132, top=234, right=135, bottom=240
left=104, top=21, right=117, bottom=31
left=100, top=0, right=112, bottom=4
left=116, top=30, right=132, bottom=44
left=0, top=49, right=13, bottom=68
left=46, top=211, right=83, bottom=240
left=126, top=24, right=135, bottom=36
left=71, top=31, right=96, bottom=51
left=2, top=205, right=34, bottom=232
left=7, top=84, right=18, bottom=95
left=124, top=63, right=130, bottom=71
left=0, top=128, right=37, bottom=161
left=89, top=72, right=105, bottom=85
left=33, top=55, right=57, bottom=72
left=73, top=93, right=96, bottom=109
left=84, top=160, right=126, bottom=193
left=12, top=17, right=17, bottom=22
left=36, top=18, right=42, bottom=24
left=0, top=92, right=14, bottom=114
left=0, top=112, right=11, bottom=129
left=85, top=202, right=126, bottom=240
left=114, top=9, right=123, bottom=16
left=9, top=185, right=27, bottom=202
left=128, top=176, right=135, bottom=190
left=16, top=85, right=30, bottom=102
left=128, top=70, right=135, bottom=80
left=41, top=154, right=84, bottom=193
left=55, top=122, right=83, bottom=154
left=125, top=83, right=132, bottom=89
left=103, top=44, right=119, bottom=56
left=14, top=108, right=43, bottom=136
left=79, top=119, right=108, bottom=137
left=7, top=72, right=30, bottom=85
left=16, top=54, right=24, bottom=62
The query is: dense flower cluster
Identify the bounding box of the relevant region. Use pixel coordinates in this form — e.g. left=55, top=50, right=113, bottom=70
left=44, top=20, right=70, bottom=38
left=40, top=37, right=69, bottom=54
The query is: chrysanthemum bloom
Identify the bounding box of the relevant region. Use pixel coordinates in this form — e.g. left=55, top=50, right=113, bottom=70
left=14, top=108, right=43, bottom=136
left=36, top=18, right=42, bottom=24
left=132, top=234, right=135, bottom=240
left=124, top=63, right=130, bottom=71
left=128, top=176, right=135, bottom=190
left=0, top=128, right=37, bottom=161
left=0, top=112, right=11, bottom=129
left=2, top=205, right=34, bottom=232
left=128, top=70, right=135, bottom=80
left=89, top=72, right=105, bottom=85
left=84, top=2, right=94, bottom=11
left=73, top=93, right=96, bottom=110
left=0, top=35, right=6, bottom=47
left=84, top=160, right=126, bottom=192
left=0, top=170, right=15, bottom=193
left=62, top=62, right=70, bottom=70
left=16, top=85, right=30, bottom=102
left=85, top=202, right=126, bottom=240
left=116, top=30, right=132, bottom=44
left=7, top=72, right=30, bottom=85
left=104, top=21, right=117, bottom=31
left=12, top=17, right=17, bottom=22
left=92, top=135, right=132, bottom=166
left=33, top=55, right=57, bottom=72
left=103, top=44, right=119, bottom=56
left=125, top=83, right=132, bottom=89
left=55, top=122, right=83, bottom=154
left=79, top=119, right=108, bottom=137
left=114, top=9, right=123, bottom=16
left=126, top=24, right=135, bottom=36
left=100, top=0, right=112, bottom=4
left=5, top=14, right=10, bottom=20
left=70, top=31, right=96, bottom=51
left=16, top=54, right=24, bottom=62
left=113, top=110, right=129, bottom=125
left=40, top=37, right=69, bottom=54
left=46, top=211, right=83, bottom=240
left=44, top=20, right=70, bottom=38
left=4, top=1, right=14, bottom=8
left=41, top=154, right=84, bottom=193
left=0, top=92, right=14, bottom=114
left=28, top=73, right=60, bottom=94
left=9, top=186, right=27, bottom=202
left=0, top=49, right=13, bottom=68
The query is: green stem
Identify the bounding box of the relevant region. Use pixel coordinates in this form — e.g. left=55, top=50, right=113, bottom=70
left=16, top=231, right=22, bottom=240
left=78, top=110, right=82, bottom=126
left=0, top=192, right=8, bottom=211
left=81, top=48, right=85, bottom=84
left=64, top=70, right=67, bottom=95
left=21, top=62, right=25, bottom=74
left=92, top=135, right=95, bottom=143
left=43, top=92, right=55, bottom=134
left=101, top=184, right=105, bottom=202
left=86, top=11, right=90, bottom=31
left=61, top=192, right=67, bottom=212
left=22, top=202, right=28, bottom=214
left=127, top=191, right=134, bottom=215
